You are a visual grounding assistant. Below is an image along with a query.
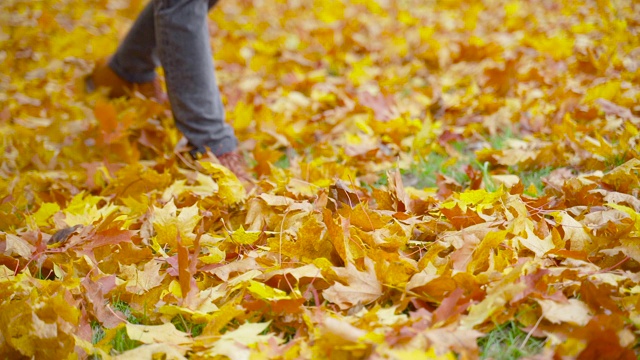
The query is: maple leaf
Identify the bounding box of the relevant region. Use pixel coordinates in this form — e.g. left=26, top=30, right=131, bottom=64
left=320, top=316, right=367, bottom=343
left=94, top=100, right=135, bottom=144
left=247, top=280, right=291, bottom=300
left=323, top=209, right=353, bottom=264
left=62, top=192, right=118, bottom=227
left=114, top=343, right=188, bottom=360
left=198, top=160, right=246, bottom=204
left=385, top=348, right=457, bottom=360
left=262, top=263, right=323, bottom=283
left=158, top=284, right=225, bottom=318
left=204, top=322, right=279, bottom=359
left=226, top=225, right=261, bottom=245
left=423, top=326, right=483, bottom=359
left=119, top=260, right=166, bottom=295
left=461, top=281, right=527, bottom=329
left=537, top=299, right=592, bottom=326
left=514, top=223, right=555, bottom=257
left=203, top=257, right=260, bottom=282
left=5, top=0, right=640, bottom=356
left=81, top=275, right=121, bottom=328
left=105, top=163, right=173, bottom=200
left=2, top=233, right=35, bottom=259
left=0, top=279, right=81, bottom=358
left=601, top=159, right=640, bottom=193
left=126, top=322, right=191, bottom=345
left=294, top=213, right=335, bottom=260
left=161, top=174, right=219, bottom=202
left=553, top=212, right=593, bottom=253
left=31, top=202, right=60, bottom=227
left=406, top=262, right=440, bottom=292
left=153, top=200, right=201, bottom=248
left=323, top=258, right=383, bottom=310
left=198, top=246, right=225, bottom=264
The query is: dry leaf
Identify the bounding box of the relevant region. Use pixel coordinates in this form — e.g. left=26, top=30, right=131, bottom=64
left=126, top=323, right=191, bottom=345
left=2, top=0, right=640, bottom=357
left=537, top=299, right=592, bottom=326
left=323, top=258, right=382, bottom=309
left=120, top=260, right=166, bottom=295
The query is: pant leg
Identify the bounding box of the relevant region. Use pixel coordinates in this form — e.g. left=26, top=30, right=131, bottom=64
left=109, top=2, right=159, bottom=83
left=154, top=0, right=237, bottom=156
left=109, top=0, right=219, bottom=83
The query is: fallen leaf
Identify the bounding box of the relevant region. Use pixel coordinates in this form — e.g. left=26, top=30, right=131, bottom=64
left=538, top=299, right=592, bottom=326
left=120, top=260, right=166, bottom=295
left=126, top=323, right=191, bottom=345
left=323, top=258, right=382, bottom=309
left=3, top=234, right=35, bottom=259
left=114, top=343, right=188, bottom=360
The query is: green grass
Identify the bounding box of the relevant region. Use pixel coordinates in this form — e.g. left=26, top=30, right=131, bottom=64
left=402, top=152, right=470, bottom=189
left=110, top=299, right=142, bottom=324
left=402, top=126, right=556, bottom=197
left=274, top=154, right=291, bottom=169
left=91, top=321, right=106, bottom=345
left=477, top=160, right=496, bottom=192
left=478, top=321, right=545, bottom=360
left=604, top=150, right=633, bottom=169
left=86, top=299, right=143, bottom=354
left=484, top=129, right=554, bottom=196
left=518, top=167, right=552, bottom=196
left=360, top=170, right=389, bottom=192
left=94, top=301, right=208, bottom=356
left=374, top=171, right=389, bottom=188
left=405, top=153, right=553, bottom=197
left=111, top=327, right=140, bottom=354
left=110, top=300, right=142, bottom=353
left=172, top=314, right=205, bottom=337
left=110, top=327, right=140, bottom=354
left=486, top=128, right=515, bottom=150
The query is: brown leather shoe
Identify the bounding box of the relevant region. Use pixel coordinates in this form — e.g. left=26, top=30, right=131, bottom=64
left=86, top=57, right=167, bottom=103
left=217, top=151, right=255, bottom=189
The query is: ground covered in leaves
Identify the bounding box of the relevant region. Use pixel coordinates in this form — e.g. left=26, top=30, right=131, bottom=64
left=1, top=0, right=640, bottom=358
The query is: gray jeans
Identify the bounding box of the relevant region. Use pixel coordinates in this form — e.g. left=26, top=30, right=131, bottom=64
left=109, top=0, right=237, bottom=156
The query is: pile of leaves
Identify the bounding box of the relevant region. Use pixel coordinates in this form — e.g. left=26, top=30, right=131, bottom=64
left=1, top=0, right=640, bottom=358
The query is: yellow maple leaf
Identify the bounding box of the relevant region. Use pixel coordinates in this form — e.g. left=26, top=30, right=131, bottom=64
left=205, top=322, right=279, bottom=358
left=120, top=260, right=166, bottom=295
left=226, top=226, right=261, bottom=245
left=126, top=322, right=191, bottom=345
left=113, top=343, right=188, bottom=360
left=199, top=246, right=226, bottom=264
left=153, top=200, right=202, bottom=248
left=31, top=202, right=60, bottom=227
left=537, top=299, right=592, bottom=326
left=198, top=160, right=246, bottom=204
left=247, top=280, right=290, bottom=301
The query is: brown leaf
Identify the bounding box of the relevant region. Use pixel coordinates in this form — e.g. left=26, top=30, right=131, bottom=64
left=81, top=275, right=122, bottom=328
left=423, top=326, right=482, bottom=359
left=3, top=233, right=35, bottom=259
left=323, top=258, right=382, bottom=309
left=432, top=288, right=466, bottom=325
left=49, top=225, right=83, bottom=244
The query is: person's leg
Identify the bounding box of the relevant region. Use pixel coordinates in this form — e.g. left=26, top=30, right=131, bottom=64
left=154, top=0, right=237, bottom=157
left=88, top=2, right=164, bottom=100
left=108, top=0, right=219, bottom=83
left=109, top=2, right=159, bottom=84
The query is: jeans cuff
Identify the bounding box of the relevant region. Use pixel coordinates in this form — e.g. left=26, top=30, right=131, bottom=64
left=190, top=137, right=238, bottom=158
left=108, top=57, right=157, bottom=84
